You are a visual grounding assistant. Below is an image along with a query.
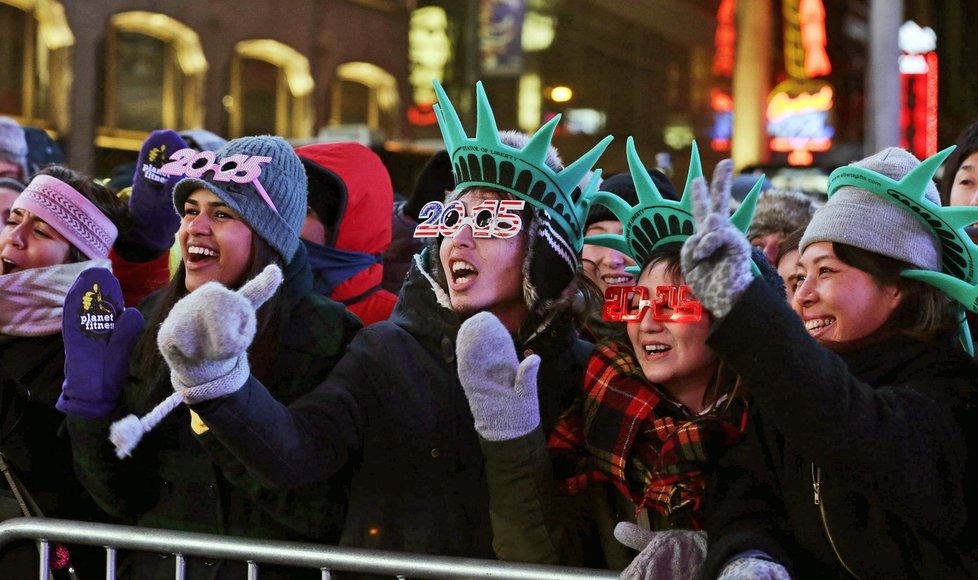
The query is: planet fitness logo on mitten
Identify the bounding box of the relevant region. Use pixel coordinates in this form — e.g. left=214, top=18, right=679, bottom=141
left=77, top=281, right=117, bottom=337
left=141, top=144, right=171, bottom=185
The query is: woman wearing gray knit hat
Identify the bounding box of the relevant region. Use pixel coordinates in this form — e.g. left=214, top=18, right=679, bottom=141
left=674, top=146, right=978, bottom=578
left=60, top=135, right=361, bottom=579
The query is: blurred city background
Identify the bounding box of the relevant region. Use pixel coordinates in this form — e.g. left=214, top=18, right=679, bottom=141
left=0, top=0, right=973, bottom=195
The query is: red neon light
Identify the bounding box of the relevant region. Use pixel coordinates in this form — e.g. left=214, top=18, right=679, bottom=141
left=800, top=0, right=831, bottom=77
left=926, top=51, right=938, bottom=156
left=408, top=103, right=438, bottom=126
left=713, top=0, right=736, bottom=77
left=898, top=51, right=938, bottom=159
left=711, top=88, right=733, bottom=111
left=899, top=73, right=911, bottom=151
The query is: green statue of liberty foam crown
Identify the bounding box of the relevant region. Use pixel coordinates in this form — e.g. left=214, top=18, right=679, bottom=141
left=432, top=79, right=612, bottom=314
left=825, top=145, right=978, bottom=352
left=583, top=136, right=765, bottom=277
left=432, top=79, right=610, bottom=255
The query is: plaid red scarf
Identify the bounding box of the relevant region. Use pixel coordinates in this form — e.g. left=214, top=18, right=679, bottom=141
left=548, top=341, right=747, bottom=529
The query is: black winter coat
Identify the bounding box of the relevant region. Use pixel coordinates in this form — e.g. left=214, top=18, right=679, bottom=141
left=0, top=332, right=109, bottom=578
left=195, top=250, right=589, bottom=560
left=699, top=280, right=978, bottom=579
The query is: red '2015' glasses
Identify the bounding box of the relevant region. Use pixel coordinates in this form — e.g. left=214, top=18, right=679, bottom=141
left=602, top=285, right=703, bottom=323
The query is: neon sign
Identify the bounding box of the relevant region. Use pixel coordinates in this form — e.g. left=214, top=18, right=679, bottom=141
left=711, top=0, right=736, bottom=152
left=768, top=0, right=834, bottom=166
left=711, top=88, right=733, bottom=152
left=767, top=81, right=835, bottom=166
left=898, top=22, right=938, bottom=159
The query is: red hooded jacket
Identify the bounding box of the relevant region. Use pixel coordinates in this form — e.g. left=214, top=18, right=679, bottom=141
left=295, top=143, right=397, bottom=325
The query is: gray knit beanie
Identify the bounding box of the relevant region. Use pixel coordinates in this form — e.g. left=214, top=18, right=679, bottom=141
left=747, top=188, right=820, bottom=240
left=172, top=135, right=307, bottom=262
left=800, top=147, right=941, bottom=271
left=0, top=117, right=29, bottom=182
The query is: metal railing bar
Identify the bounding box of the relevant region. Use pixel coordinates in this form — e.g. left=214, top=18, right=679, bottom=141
left=0, top=518, right=617, bottom=580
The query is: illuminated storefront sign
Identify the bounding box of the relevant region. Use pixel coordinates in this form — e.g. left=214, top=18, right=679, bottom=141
left=767, top=0, right=834, bottom=166
left=767, top=81, right=834, bottom=166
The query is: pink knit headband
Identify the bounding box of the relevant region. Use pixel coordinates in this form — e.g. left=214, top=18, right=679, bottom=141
left=14, top=175, right=118, bottom=259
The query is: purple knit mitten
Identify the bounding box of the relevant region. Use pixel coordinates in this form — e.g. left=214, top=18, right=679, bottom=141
left=58, top=268, right=144, bottom=419
left=127, top=130, right=187, bottom=253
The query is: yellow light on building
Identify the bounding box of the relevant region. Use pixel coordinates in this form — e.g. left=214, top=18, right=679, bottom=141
left=549, top=86, right=572, bottom=103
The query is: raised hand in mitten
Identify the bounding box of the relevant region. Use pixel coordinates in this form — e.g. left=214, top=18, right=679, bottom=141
left=717, top=554, right=791, bottom=580
left=456, top=311, right=541, bottom=441
left=109, top=264, right=282, bottom=458
left=680, top=160, right=754, bottom=318
left=126, top=130, right=188, bottom=253
left=615, top=522, right=707, bottom=580
left=58, top=268, right=144, bottom=419
left=159, top=263, right=282, bottom=400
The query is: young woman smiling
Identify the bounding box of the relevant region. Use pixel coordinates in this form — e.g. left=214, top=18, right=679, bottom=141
left=61, top=136, right=360, bottom=580
left=683, top=147, right=978, bottom=579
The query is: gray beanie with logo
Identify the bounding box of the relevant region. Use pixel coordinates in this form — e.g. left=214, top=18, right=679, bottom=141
left=0, top=117, right=29, bottom=182
left=800, top=147, right=941, bottom=271
left=173, top=135, right=308, bottom=262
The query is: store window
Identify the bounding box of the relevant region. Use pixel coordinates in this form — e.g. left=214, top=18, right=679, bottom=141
left=228, top=40, right=314, bottom=139
left=98, top=11, right=206, bottom=150
left=331, top=62, right=399, bottom=139
left=0, top=0, right=74, bottom=134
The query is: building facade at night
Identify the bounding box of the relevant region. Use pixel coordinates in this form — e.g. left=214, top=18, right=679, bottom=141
left=0, top=0, right=972, bottom=192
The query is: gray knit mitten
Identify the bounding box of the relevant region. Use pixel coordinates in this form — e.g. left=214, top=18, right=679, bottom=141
left=158, top=264, right=283, bottom=401
left=456, top=311, right=541, bottom=441
left=680, top=159, right=754, bottom=318
left=110, top=264, right=283, bottom=459
left=717, top=556, right=790, bottom=580
left=615, top=522, right=707, bottom=580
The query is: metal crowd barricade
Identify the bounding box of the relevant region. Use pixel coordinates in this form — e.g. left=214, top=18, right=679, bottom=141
left=0, top=517, right=619, bottom=580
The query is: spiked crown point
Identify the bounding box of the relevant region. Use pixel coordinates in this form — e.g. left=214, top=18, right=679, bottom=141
left=432, top=79, right=612, bottom=252
left=583, top=138, right=763, bottom=274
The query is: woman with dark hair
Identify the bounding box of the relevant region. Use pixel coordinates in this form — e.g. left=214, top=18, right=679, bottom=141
left=683, top=147, right=978, bottom=578
left=60, top=136, right=361, bottom=579
left=0, top=165, right=128, bottom=577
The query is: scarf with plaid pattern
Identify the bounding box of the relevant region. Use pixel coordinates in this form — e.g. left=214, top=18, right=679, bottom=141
left=548, top=340, right=747, bottom=529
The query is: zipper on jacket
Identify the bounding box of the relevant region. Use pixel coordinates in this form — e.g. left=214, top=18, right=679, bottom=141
left=811, top=463, right=862, bottom=579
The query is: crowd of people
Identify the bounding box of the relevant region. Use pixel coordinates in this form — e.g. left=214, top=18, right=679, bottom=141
left=0, top=78, right=976, bottom=579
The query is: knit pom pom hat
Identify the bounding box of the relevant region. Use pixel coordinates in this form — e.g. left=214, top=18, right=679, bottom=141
left=172, top=136, right=308, bottom=262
